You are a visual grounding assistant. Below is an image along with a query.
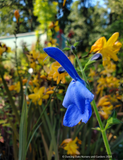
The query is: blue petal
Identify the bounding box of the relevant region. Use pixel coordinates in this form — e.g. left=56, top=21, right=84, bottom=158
left=63, top=80, right=94, bottom=110
left=63, top=101, right=92, bottom=127
left=43, top=47, right=83, bottom=82
left=63, top=104, right=83, bottom=127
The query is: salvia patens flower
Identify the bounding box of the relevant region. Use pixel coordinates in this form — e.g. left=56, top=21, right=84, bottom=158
left=43, top=47, right=94, bottom=127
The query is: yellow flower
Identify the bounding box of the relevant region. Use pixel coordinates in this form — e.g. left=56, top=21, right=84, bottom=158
left=0, top=43, right=11, bottom=56
left=60, top=137, right=81, bottom=155
left=27, top=49, right=48, bottom=66
left=47, top=38, right=58, bottom=47
left=97, top=96, right=113, bottom=119
left=48, top=21, right=59, bottom=32
left=96, top=75, right=120, bottom=96
left=28, top=87, right=49, bottom=105
left=0, top=47, right=5, bottom=55
left=99, top=105, right=113, bottom=120
left=9, top=82, right=20, bottom=93
left=22, top=79, right=28, bottom=84
left=96, top=76, right=106, bottom=96
left=46, top=86, right=55, bottom=94
left=101, top=61, right=116, bottom=75
left=105, top=76, right=119, bottom=88
left=58, top=89, right=63, bottom=94
left=14, top=82, right=20, bottom=93
left=90, top=32, right=122, bottom=66
left=9, top=85, right=15, bottom=91
left=88, top=68, right=96, bottom=78
left=97, top=96, right=111, bottom=108
left=44, top=61, right=68, bottom=84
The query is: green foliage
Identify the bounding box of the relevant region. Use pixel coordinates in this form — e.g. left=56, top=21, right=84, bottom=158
left=64, top=0, right=107, bottom=51
left=0, top=0, right=39, bottom=36
left=33, top=0, right=58, bottom=36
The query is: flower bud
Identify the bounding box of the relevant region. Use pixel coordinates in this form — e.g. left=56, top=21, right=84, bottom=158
left=58, top=67, right=65, bottom=74
left=14, top=10, right=20, bottom=23
left=91, top=53, right=102, bottom=61
left=71, top=45, right=76, bottom=51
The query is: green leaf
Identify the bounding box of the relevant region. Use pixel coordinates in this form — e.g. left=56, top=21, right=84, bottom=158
left=92, top=127, right=101, bottom=131
left=62, top=47, right=70, bottom=51
left=2, top=123, right=11, bottom=128
left=105, top=117, right=122, bottom=130
left=56, top=93, right=64, bottom=101
left=65, top=41, right=70, bottom=46
left=73, top=41, right=80, bottom=47
left=0, top=120, right=7, bottom=124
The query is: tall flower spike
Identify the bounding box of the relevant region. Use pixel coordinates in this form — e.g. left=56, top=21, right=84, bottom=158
left=43, top=47, right=94, bottom=127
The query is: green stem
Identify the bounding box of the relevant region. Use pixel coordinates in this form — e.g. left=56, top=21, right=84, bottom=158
left=74, top=53, right=112, bottom=159
left=92, top=100, right=112, bottom=159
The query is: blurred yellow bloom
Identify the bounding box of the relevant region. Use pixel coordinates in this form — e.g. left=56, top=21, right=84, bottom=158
left=99, top=105, right=113, bottom=120
left=48, top=22, right=54, bottom=29
left=96, top=75, right=120, bottom=96
left=28, top=87, right=49, bottom=105
left=48, top=21, right=59, bottom=32
left=22, top=79, right=28, bottom=84
left=0, top=47, right=5, bottom=55
left=0, top=43, right=11, bottom=56
left=9, top=82, right=21, bottom=93
left=14, top=82, right=20, bottom=93
left=59, top=89, right=63, bottom=94
left=97, top=96, right=111, bottom=108
left=9, top=85, right=15, bottom=91
left=44, top=61, right=68, bottom=84
left=30, top=62, right=36, bottom=69
left=101, top=62, right=116, bottom=75
left=27, top=49, right=48, bottom=67
left=97, top=96, right=113, bottom=119
left=40, top=75, right=47, bottom=80
left=60, top=137, right=81, bottom=155
left=29, top=81, right=33, bottom=86
left=96, top=76, right=106, bottom=96
left=47, top=38, right=58, bottom=47
left=106, top=76, right=119, bottom=88
left=88, top=68, right=96, bottom=78
left=46, top=86, right=55, bottom=94
left=108, top=94, right=122, bottom=104
left=90, top=32, right=122, bottom=66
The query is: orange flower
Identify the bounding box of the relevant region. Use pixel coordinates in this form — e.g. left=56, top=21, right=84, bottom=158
left=14, top=10, right=20, bottom=23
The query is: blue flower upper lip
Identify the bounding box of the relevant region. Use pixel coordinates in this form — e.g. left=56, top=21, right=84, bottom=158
left=43, top=47, right=85, bottom=84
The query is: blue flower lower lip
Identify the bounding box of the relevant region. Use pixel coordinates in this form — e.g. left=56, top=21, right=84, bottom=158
left=62, top=80, right=94, bottom=127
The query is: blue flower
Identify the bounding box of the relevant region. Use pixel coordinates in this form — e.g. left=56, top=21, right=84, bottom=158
left=43, top=47, right=94, bottom=127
